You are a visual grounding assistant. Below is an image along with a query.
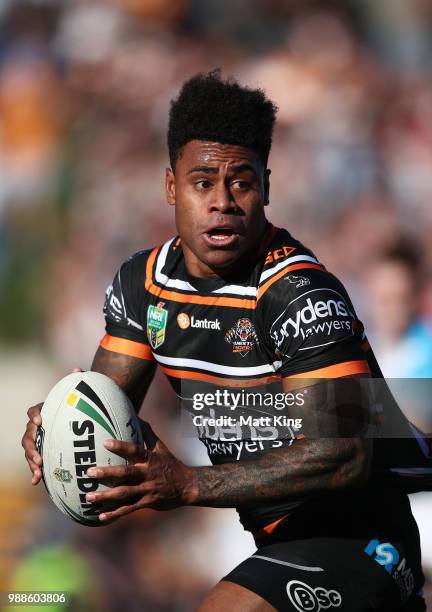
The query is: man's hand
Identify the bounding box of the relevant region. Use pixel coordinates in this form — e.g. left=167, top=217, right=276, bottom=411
left=22, top=349, right=155, bottom=488
left=22, top=368, right=83, bottom=485
left=84, top=424, right=195, bottom=522
left=22, top=403, right=44, bottom=485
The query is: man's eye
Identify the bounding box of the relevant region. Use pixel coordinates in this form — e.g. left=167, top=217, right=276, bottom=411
left=231, top=180, right=251, bottom=191
left=195, top=180, right=213, bottom=190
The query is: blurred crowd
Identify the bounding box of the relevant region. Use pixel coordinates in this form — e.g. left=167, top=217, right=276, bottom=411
left=2, top=0, right=432, bottom=609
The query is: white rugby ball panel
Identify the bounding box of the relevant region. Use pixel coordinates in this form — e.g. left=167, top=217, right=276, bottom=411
left=37, top=371, right=142, bottom=526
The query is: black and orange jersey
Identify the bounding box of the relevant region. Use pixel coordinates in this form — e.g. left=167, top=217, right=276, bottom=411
left=102, top=224, right=369, bottom=383
left=100, top=224, right=432, bottom=532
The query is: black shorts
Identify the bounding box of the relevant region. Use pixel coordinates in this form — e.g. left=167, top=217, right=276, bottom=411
left=223, top=491, right=426, bottom=611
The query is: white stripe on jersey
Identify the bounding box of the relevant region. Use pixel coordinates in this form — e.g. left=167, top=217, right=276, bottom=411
left=212, top=284, right=257, bottom=296
left=155, top=239, right=320, bottom=296
left=154, top=353, right=281, bottom=376
left=127, top=318, right=144, bottom=330
left=251, top=555, right=323, bottom=572
left=154, top=238, right=257, bottom=296
left=155, top=239, right=197, bottom=292
left=259, top=254, right=320, bottom=285
left=298, top=339, right=348, bottom=351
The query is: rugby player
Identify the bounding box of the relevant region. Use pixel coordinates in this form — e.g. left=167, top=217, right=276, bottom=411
left=22, top=71, right=427, bottom=611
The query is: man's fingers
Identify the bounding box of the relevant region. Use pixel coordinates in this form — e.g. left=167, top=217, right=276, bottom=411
left=24, top=446, right=42, bottom=472
left=27, top=457, right=39, bottom=473
left=22, top=417, right=44, bottom=485
left=22, top=424, right=39, bottom=459
left=26, top=454, right=42, bottom=484
left=31, top=473, right=42, bottom=486
left=24, top=446, right=42, bottom=466
left=27, top=405, right=42, bottom=426
left=86, top=484, right=144, bottom=504
left=31, top=453, right=42, bottom=466
left=86, top=463, right=143, bottom=480
left=30, top=466, right=42, bottom=485
left=103, top=439, right=148, bottom=460
left=98, top=502, right=141, bottom=522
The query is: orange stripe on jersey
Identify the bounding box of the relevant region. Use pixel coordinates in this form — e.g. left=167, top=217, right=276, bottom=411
left=257, top=262, right=324, bottom=301
left=284, top=360, right=370, bottom=380
left=146, top=246, right=159, bottom=282
left=100, top=334, right=154, bottom=361
left=160, top=365, right=281, bottom=387
left=145, top=246, right=256, bottom=309
left=145, top=282, right=257, bottom=308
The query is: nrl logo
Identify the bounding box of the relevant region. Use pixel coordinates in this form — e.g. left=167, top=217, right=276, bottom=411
left=225, top=318, right=259, bottom=357
left=285, top=274, right=310, bottom=289
left=53, top=468, right=73, bottom=483
left=147, top=301, right=168, bottom=349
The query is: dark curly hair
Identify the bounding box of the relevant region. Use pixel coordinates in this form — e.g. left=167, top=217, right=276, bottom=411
left=167, top=70, right=278, bottom=170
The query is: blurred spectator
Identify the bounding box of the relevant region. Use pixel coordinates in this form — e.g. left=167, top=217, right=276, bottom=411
left=366, top=241, right=432, bottom=380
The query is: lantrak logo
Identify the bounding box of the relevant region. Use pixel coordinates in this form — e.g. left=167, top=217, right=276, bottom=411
left=270, top=288, right=354, bottom=349
left=286, top=580, right=342, bottom=611
left=177, top=313, right=190, bottom=329
left=177, top=313, right=220, bottom=330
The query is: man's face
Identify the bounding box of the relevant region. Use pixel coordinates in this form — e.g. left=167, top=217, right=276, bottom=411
left=166, top=140, right=270, bottom=278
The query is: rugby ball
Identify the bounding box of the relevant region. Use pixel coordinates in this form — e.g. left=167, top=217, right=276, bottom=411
left=36, top=371, right=143, bottom=526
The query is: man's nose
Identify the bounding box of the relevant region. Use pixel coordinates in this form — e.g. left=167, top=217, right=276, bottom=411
left=209, top=183, right=236, bottom=213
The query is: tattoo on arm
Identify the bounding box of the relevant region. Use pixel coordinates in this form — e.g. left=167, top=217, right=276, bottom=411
left=91, top=346, right=156, bottom=412
left=189, top=437, right=372, bottom=507
left=188, top=377, right=373, bottom=508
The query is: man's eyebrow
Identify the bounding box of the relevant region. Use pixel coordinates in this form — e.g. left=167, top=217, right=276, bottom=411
left=228, top=163, right=258, bottom=175
left=187, top=163, right=258, bottom=175
left=187, top=165, right=219, bottom=175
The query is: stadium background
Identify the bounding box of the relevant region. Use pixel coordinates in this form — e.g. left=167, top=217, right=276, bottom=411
left=1, top=0, right=432, bottom=609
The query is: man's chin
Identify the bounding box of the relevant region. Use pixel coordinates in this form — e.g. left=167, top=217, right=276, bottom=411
left=202, top=248, right=246, bottom=273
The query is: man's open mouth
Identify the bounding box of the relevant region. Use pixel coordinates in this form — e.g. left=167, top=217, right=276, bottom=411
left=203, top=228, right=240, bottom=247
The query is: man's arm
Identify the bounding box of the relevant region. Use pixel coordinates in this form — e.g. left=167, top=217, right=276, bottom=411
left=85, top=375, right=373, bottom=520
left=91, top=346, right=156, bottom=412
left=186, top=375, right=373, bottom=506
left=187, top=437, right=371, bottom=508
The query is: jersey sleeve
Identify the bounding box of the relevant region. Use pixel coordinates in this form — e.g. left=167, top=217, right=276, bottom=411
left=260, top=267, right=370, bottom=379
left=100, top=251, right=154, bottom=361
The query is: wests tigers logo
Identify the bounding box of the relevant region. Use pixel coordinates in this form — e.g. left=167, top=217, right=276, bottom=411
left=225, top=318, right=259, bottom=357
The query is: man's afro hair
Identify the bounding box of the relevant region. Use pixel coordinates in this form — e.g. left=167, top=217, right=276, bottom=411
left=167, top=70, right=277, bottom=170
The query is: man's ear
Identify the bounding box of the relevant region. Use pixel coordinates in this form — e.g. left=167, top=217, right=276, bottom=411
left=264, top=168, right=271, bottom=206
left=166, top=168, right=176, bottom=206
